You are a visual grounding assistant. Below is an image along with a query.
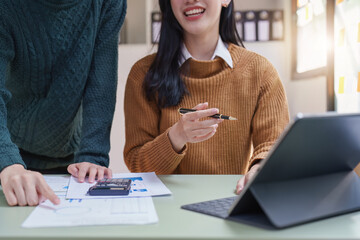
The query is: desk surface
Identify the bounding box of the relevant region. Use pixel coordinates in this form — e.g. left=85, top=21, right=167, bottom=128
left=1, top=174, right=360, bottom=240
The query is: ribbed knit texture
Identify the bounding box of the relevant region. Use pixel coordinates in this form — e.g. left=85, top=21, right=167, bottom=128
left=0, top=0, right=126, bottom=171
left=124, top=44, right=289, bottom=175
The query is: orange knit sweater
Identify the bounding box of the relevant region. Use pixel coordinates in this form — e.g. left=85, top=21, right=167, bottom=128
left=124, top=44, right=289, bottom=175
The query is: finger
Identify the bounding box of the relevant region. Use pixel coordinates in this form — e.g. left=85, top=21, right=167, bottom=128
left=11, top=176, right=27, bottom=206
left=78, top=165, right=89, bottom=183
left=37, top=179, right=60, bottom=205
left=104, top=168, right=112, bottom=179
left=244, top=171, right=256, bottom=186
left=183, top=108, right=219, bottom=121
left=190, top=125, right=218, bottom=138
left=244, top=174, right=251, bottom=187
left=193, top=118, right=222, bottom=129
left=96, top=168, right=105, bottom=181
left=38, top=193, right=47, bottom=203
left=12, top=183, right=27, bottom=206
left=24, top=180, right=39, bottom=206
left=236, top=176, right=246, bottom=194
left=67, top=164, right=79, bottom=177
left=3, top=187, right=18, bottom=206
left=193, top=102, right=208, bottom=110
left=88, top=167, right=97, bottom=183
left=191, top=129, right=217, bottom=143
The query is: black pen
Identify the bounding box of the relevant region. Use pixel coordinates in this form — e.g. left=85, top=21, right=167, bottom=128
left=178, top=108, right=237, bottom=120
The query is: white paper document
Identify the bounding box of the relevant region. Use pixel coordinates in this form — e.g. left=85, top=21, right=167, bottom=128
left=66, top=172, right=171, bottom=199
left=44, top=176, right=70, bottom=192
left=22, top=195, right=158, bottom=228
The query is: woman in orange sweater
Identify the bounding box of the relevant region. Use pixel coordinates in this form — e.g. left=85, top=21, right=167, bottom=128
left=124, top=0, right=289, bottom=193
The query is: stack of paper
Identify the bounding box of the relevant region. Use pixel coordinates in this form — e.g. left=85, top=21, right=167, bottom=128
left=22, top=172, right=171, bottom=228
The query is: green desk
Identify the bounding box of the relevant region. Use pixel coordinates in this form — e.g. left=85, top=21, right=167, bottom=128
left=1, top=175, right=360, bottom=240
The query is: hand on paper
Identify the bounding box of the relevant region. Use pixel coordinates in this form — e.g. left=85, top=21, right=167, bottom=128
left=236, top=163, right=261, bottom=194
left=168, top=102, right=223, bottom=152
left=0, top=164, right=60, bottom=206
left=67, top=162, right=112, bottom=183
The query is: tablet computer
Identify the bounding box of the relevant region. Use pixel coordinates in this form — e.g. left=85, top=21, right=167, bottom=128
left=182, top=113, right=360, bottom=229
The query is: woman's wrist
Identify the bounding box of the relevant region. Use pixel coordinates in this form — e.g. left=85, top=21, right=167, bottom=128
left=168, top=123, right=186, bottom=153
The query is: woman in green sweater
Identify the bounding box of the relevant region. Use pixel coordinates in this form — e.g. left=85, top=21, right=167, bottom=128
left=0, top=0, right=126, bottom=206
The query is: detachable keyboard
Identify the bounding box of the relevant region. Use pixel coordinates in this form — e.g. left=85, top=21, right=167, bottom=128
left=181, top=196, right=237, bottom=218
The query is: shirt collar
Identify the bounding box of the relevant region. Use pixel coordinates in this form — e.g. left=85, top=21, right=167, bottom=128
left=179, top=37, right=233, bottom=68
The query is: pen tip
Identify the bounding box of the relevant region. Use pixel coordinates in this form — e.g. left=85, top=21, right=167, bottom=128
left=229, top=117, right=237, bottom=120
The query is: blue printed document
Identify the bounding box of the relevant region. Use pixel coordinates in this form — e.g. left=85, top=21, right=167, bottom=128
left=66, top=172, right=172, bottom=199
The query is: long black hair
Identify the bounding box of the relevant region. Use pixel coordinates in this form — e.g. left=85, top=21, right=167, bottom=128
left=144, top=0, right=244, bottom=108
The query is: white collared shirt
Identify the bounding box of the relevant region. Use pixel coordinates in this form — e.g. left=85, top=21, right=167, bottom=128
left=179, top=37, right=233, bottom=68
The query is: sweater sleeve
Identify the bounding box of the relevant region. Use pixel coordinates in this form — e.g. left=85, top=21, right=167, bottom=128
left=123, top=60, right=187, bottom=174
left=249, top=57, right=289, bottom=169
left=0, top=11, right=26, bottom=172
left=74, top=0, right=127, bottom=167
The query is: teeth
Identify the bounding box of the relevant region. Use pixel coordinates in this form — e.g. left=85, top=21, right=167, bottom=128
left=185, top=8, right=204, bottom=16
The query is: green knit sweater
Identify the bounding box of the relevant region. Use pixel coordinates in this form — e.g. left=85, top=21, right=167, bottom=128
left=0, top=0, right=126, bottom=171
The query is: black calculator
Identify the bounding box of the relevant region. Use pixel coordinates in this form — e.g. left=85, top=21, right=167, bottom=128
left=87, top=178, right=132, bottom=196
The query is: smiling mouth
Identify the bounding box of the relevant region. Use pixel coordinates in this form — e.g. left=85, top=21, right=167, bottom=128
left=184, top=8, right=205, bottom=17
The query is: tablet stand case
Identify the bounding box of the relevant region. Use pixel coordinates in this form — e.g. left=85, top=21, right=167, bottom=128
left=182, top=114, right=360, bottom=229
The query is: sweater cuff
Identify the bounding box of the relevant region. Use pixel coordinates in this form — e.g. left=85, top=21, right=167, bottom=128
left=166, top=130, right=188, bottom=155
left=248, top=151, right=267, bottom=171
left=74, top=154, right=109, bottom=167
left=163, top=128, right=188, bottom=157
left=147, top=128, right=187, bottom=174
left=158, top=128, right=187, bottom=165
left=0, top=151, right=26, bottom=173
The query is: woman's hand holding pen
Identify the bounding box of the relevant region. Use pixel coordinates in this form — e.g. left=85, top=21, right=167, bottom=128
left=168, top=102, right=223, bottom=153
